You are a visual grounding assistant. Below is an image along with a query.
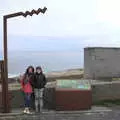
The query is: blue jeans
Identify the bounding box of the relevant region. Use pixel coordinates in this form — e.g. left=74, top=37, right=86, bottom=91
left=24, top=93, right=31, bottom=108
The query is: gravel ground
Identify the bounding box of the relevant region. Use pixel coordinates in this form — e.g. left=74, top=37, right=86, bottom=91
left=0, top=106, right=120, bottom=120
left=0, top=111, right=117, bottom=120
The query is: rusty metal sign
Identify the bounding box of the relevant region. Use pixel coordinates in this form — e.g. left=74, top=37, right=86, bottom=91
left=3, top=7, right=47, bottom=113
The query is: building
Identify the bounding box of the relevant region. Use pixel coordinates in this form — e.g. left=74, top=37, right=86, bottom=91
left=84, top=47, right=120, bottom=79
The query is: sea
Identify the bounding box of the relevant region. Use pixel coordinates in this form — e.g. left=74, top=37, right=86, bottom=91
left=7, top=51, right=84, bottom=74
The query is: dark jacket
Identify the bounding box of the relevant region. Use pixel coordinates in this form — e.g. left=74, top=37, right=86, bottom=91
left=33, top=72, right=47, bottom=89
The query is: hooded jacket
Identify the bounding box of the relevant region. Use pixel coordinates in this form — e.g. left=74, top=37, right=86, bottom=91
left=33, top=72, right=47, bottom=89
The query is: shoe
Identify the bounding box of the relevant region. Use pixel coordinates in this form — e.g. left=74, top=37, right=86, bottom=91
left=26, top=108, right=32, bottom=114
left=23, top=108, right=27, bottom=114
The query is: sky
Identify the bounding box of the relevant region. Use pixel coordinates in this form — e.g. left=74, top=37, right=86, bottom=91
left=1, top=0, right=120, bottom=54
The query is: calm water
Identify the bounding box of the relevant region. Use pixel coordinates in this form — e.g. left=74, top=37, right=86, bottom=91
left=8, top=51, right=84, bottom=74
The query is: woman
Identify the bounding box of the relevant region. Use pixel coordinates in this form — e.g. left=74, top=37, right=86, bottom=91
left=33, top=66, right=47, bottom=112
left=20, top=66, right=34, bottom=114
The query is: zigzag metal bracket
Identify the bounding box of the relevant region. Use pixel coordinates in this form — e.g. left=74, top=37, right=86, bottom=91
left=4, top=7, right=47, bottom=19
left=22, top=7, right=47, bottom=17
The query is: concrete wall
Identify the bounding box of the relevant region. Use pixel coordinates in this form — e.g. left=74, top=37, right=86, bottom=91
left=7, top=82, right=120, bottom=109
left=84, top=47, right=120, bottom=79
left=10, top=88, right=56, bottom=109
left=92, top=82, right=120, bottom=102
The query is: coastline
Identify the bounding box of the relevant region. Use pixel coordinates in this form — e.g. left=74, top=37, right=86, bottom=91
left=8, top=68, right=84, bottom=82
left=4, top=68, right=84, bottom=90
left=46, top=68, right=84, bottom=81
left=0, top=68, right=84, bottom=91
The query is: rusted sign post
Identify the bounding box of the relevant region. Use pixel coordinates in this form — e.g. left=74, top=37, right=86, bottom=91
left=0, top=60, right=5, bottom=112
left=3, top=7, right=47, bottom=113
left=0, top=60, right=7, bottom=112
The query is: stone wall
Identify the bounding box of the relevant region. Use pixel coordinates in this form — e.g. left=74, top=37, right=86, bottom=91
left=7, top=82, right=120, bottom=109
left=84, top=47, right=120, bottom=79
left=92, top=81, right=120, bottom=102
left=11, top=88, right=56, bottom=109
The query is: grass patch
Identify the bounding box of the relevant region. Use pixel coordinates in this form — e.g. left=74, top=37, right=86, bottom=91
left=93, top=99, right=120, bottom=107
left=112, top=78, right=120, bottom=81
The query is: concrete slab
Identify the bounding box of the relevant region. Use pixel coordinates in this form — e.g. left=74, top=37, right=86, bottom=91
left=0, top=106, right=112, bottom=117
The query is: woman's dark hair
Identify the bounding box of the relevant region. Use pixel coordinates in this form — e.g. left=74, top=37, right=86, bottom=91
left=36, top=66, right=43, bottom=73
left=25, top=65, right=34, bottom=75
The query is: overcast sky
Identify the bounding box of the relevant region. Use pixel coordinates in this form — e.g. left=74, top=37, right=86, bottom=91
left=1, top=0, right=120, bottom=54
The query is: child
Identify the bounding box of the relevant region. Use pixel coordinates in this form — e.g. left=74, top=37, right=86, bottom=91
left=33, top=66, right=47, bottom=112
left=21, top=66, right=34, bottom=114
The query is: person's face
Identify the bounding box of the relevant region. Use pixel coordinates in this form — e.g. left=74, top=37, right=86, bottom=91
left=28, top=68, right=33, bottom=73
left=36, top=69, right=41, bottom=74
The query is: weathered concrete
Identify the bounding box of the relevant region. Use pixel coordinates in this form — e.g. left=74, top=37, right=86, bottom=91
left=84, top=47, right=120, bottom=79
left=92, top=81, right=120, bottom=102
left=11, top=88, right=56, bottom=109
left=0, top=106, right=113, bottom=120
left=11, top=90, right=24, bottom=108
left=8, top=80, right=120, bottom=109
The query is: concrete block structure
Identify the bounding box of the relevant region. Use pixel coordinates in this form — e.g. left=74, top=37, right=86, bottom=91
left=92, top=81, right=120, bottom=102
left=84, top=47, right=120, bottom=79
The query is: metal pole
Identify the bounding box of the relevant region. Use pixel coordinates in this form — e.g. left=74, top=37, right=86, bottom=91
left=2, top=16, right=9, bottom=113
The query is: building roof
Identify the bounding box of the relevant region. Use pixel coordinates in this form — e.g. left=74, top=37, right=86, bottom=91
left=84, top=47, right=120, bottom=49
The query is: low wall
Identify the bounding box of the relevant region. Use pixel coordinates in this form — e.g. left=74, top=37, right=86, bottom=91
left=11, top=90, right=24, bottom=108
left=11, top=88, right=56, bottom=109
left=0, top=92, right=12, bottom=112
left=9, top=81, right=120, bottom=109
left=92, top=81, right=120, bottom=102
